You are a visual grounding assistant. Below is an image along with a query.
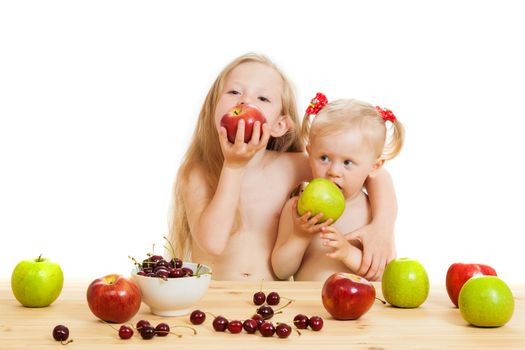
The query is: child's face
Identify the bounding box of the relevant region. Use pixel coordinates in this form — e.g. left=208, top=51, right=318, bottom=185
left=214, top=62, right=287, bottom=135
left=307, top=129, right=382, bottom=200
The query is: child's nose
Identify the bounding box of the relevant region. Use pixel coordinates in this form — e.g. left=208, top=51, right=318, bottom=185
left=327, top=164, right=342, bottom=177
left=239, top=95, right=255, bottom=106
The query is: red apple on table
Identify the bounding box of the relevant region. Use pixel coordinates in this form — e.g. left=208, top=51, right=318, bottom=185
left=322, top=273, right=376, bottom=320
left=86, top=274, right=141, bottom=323
left=446, top=263, right=497, bottom=307
left=220, top=104, right=267, bottom=143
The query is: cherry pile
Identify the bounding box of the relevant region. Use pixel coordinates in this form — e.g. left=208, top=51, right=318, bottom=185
left=108, top=319, right=196, bottom=340
left=190, top=310, right=323, bottom=338
left=129, top=236, right=209, bottom=280
left=52, top=325, right=73, bottom=345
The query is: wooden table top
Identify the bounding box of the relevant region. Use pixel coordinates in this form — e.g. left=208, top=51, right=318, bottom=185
left=1, top=279, right=524, bottom=349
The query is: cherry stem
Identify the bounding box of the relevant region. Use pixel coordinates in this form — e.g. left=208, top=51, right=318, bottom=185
left=274, top=299, right=294, bottom=312
left=375, top=297, right=386, bottom=305
left=206, top=311, right=217, bottom=319
left=172, top=325, right=197, bottom=336
left=259, top=279, right=264, bottom=292
left=295, top=329, right=302, bottom=336
left=128, top=256, right=142, bottom=268
left=99, top=319, right=120, bottom=332
left=163, top=236, right=177, bottom=260
left=60, top=339, right=74, bottom=345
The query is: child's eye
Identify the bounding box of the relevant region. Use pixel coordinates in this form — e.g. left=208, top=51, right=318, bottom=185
left=258, top=96, right=270, bottom=102
left=227, top=90, right=240, bottom=95
left=344, top=160, right=353, bottom=167
left=320, top=155, right=329, bottom=163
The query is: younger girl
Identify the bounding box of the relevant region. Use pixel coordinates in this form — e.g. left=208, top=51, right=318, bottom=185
left=168, top=54, right=398, bottom=280
left=271, top=98, right=405, bottom=281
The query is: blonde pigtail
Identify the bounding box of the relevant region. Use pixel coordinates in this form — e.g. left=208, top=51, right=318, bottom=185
left=382, top=119, right=405, bottom=161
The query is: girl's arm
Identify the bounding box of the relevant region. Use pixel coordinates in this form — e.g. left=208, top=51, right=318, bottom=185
left=271, top=197, right=332, bottom=280
left=320, top=226, right=363, bottom=274
left=184, top=121, right=270, bottom=257
left=347, top=167, right=397, bottom=280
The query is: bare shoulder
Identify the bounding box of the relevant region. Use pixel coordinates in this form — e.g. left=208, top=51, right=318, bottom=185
left=180, top=162, right=211, bottom=202
left=270, top=151, right=311, bottom=182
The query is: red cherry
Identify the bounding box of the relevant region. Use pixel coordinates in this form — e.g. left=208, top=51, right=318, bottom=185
left=155, top=323, right=170, bottom=337
left=308, top=316, right=323, bottom=331
left=242, top=319, right=258, bottom=334
left=212, top=316, right=228, bottom=332
left=118, top=325, right=133, bottom=339
left=136, top=320, right=151, bottom=331
left=256, top=305, right=274, bottom=320
left=275, top=323, right=292, bottom=338
left=259, top=322, right=275, bottom=337
left=227, top=320, right=243, bottom=334
left=293, top=314, right=309, bottom=329
left=251, top=314, right=264, bottom=329
left=190, top=309, right=206, bottom=325
left=266, top=292, right=280, bottom=305
left=253, top=291, right=266, bottom=305
left=140, top=326, right=156, bottom=339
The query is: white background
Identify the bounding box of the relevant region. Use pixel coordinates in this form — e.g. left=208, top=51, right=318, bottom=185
left=1, top=1, right=524, bottom=284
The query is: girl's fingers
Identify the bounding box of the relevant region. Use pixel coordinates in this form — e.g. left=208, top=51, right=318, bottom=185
left=300, top=212, right=312, bottom=222
left=321, top=225, right=336, bottom=233
left=259, top=122, right=271, bottom=147
left=320, top=218, right=334, bottom=228
left=218, top=127, right=231, bottom=149
left=249, top=121, right=261, bottom=145
left=308, top=212, right=324, bottom=225
left=235, top=119, right=246, bottom=144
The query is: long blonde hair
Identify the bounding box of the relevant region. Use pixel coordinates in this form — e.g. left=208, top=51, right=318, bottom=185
left=302, top=99, right=405, bottom=161
left=169, top=53, right=304, bottom=259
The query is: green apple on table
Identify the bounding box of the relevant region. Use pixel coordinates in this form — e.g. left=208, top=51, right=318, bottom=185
left=11, top=254, right=64, bottom=307
left=459, top=276, right=514, bottom=327
left=381, top=257, right=429, bottom=308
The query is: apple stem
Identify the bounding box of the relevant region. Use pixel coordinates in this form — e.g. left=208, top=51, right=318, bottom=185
left=375, top=297, right=386, bottom=305
left=37, top=254, right=43, bottom=262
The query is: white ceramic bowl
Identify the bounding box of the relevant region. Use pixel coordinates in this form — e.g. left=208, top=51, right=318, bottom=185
left=131, top=262, right=212, bottom=316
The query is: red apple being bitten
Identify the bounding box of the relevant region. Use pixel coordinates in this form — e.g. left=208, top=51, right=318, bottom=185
left=446, top=263, right=497, bottom=307
left=220, top=104, right=267, bottom=143
left=322, top=273, right=376, bottom=320
left=86, top=274, right=141, bottom=323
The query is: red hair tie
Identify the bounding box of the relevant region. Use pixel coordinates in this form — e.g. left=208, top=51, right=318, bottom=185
left=376, top=106, right=397, bottom=122
left=306, top=92, right=328, bottom=115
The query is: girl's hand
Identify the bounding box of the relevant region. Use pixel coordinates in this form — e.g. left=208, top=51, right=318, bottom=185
left=345, top=224, right=396, bottom=281
left=320, top=226, right=352, bottom=262
left=291, top=197, right=333, bottom=238
left=219, top=120, right=271, bottom=168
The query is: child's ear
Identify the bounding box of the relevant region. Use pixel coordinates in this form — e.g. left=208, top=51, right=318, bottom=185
left=368, top=158, right=385, bottom=177
left=269, top=114, right=291, bottom=138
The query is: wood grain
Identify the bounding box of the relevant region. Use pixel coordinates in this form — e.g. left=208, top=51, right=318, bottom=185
left=1, top=279, right=524, bottom=349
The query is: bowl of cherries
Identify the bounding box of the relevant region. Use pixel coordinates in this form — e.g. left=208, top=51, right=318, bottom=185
left=130, top=242, right=212, bottom=317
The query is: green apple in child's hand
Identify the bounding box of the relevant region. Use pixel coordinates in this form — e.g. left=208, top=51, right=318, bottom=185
left=381, top=258, right=429, bottom=308
left=11, top=254, right=64, bottom=307
left=297, top=178, right=345, bottom=223
left=459, top=276, right=514, bottom=327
